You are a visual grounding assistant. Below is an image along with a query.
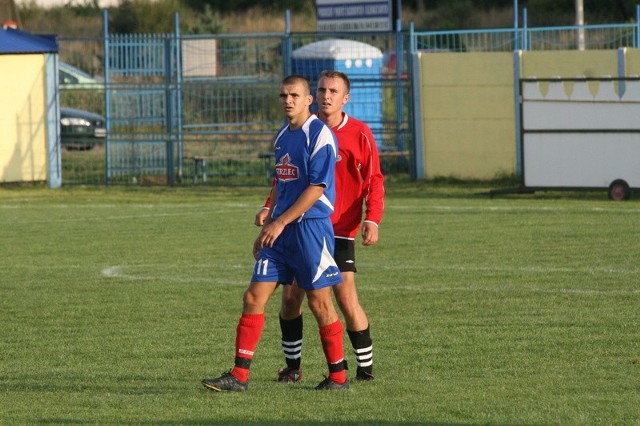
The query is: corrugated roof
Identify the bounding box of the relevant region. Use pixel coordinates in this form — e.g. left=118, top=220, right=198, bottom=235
left=0, top=28, right=57, bottom=54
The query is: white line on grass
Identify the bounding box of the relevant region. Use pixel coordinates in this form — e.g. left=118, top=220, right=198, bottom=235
left=371, top=284, right=640, bottom=295
left=364, top=263, right=640, bottom=275
left=388, top=204, right=640, bottom=214
left=4, top=209, right=245, bottom=225
left=100, top=264, right=249, bottom=285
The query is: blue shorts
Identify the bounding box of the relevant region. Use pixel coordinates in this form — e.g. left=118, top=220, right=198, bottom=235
left=252, top=218, right=343, bottom=290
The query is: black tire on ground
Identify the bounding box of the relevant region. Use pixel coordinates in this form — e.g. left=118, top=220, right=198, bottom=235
left=608, top=179, right=631, bottom=201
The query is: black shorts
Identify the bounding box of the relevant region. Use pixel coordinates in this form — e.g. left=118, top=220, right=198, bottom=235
left=334, top=238, right=356, bottom=273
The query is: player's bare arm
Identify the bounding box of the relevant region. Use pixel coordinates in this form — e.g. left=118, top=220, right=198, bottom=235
left=255, top=185, right=276, bottom=226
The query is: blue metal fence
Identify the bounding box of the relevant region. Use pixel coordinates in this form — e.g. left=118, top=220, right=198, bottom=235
left=56, top=7, right=640, bottom=186
left=413, top=23, right=640, bottom=52
left=412, top=5, right=640, bottom=52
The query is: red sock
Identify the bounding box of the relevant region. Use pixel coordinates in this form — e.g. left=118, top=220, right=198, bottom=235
left=231, top=313, right=265, bottom=382
left=319, top=319, right=347, bottom=384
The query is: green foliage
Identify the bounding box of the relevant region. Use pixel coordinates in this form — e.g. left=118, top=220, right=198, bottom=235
left=522, top=0, right=638, bottom=26
left=188, top=4, right=224, bottom=34
left=18, top=0, right=103, bottom=36
left=109, top=0, right=186, bottom=33
left=0, top=184, right=639, bottom=424
left=433, top=0, right=475, bottom=30
left=17, top=0, right=640, bottom=36
left=184, top=0, right=312, bottom=13
left=106, top=0, right=222, bottom=34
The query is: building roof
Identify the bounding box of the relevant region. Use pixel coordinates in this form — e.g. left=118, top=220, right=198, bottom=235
left=0, top=28, right=57, bottom=54
left=292, top=39, right=383, bottom=60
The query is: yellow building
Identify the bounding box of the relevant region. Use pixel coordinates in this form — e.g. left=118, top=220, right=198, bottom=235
left=0, top=28, right=60, bottom=187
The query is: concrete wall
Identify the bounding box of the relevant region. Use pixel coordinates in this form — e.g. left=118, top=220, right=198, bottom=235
left=0, top=54, right=48, bottom=183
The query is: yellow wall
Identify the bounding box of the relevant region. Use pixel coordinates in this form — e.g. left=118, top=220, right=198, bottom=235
left=0, top=54, right=48, bottom=183
left=623, top=48, right=640, bottom=75
left=419, top=52, right=515, bottom=179
left=520, top=50, right=618, bottom=79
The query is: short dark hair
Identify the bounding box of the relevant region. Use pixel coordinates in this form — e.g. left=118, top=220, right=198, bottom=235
left=319, top=70, right=351, bottom=93
left=281, top=74, right=311, bottom=95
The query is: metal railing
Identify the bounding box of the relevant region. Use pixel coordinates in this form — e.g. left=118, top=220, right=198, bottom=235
left=412, top=5, right=640, bottom=52
left=413, top=22, right=639, bottom=53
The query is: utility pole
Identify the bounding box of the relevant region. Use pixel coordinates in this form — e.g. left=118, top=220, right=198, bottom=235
left=576, top=0, right=585, bottom=50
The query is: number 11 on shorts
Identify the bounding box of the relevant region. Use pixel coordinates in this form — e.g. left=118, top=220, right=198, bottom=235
left=255, top=258, right=269, bottom=276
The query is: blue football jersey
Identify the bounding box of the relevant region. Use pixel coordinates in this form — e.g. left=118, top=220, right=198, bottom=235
left=271, top=115, right=338, bottom=221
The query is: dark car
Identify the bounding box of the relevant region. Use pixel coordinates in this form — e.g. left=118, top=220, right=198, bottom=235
left=60, top=107, right=106, bottom=151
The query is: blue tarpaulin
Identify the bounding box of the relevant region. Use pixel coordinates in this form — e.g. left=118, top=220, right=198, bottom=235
left=0, top=28, right=57, bottom=54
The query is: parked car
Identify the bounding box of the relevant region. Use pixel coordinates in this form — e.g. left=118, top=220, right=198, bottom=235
left=60, top=107, right=106, bottom=151
left=59, top=62, right=103, bottom=89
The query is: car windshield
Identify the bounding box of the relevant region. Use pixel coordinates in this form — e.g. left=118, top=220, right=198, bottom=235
left=59, top=62, right=98, bottom=84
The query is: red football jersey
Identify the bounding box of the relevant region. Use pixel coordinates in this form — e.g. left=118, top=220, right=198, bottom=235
left=263, top=113, right=385, bottom=239
left=331, top=113, right=385, bottom=239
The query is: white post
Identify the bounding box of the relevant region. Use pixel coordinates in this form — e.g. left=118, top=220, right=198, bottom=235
left=576, top=0, right=585, bottom=50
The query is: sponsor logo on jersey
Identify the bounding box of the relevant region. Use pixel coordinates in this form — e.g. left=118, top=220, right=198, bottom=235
left=275, top=154, right=299, bottom=182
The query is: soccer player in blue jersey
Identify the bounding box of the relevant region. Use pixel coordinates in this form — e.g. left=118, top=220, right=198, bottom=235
left=202, top=75, right=349, bottom=391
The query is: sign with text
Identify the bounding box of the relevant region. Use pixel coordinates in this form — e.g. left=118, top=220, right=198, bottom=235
left=316, top=0, right=393, bottom=32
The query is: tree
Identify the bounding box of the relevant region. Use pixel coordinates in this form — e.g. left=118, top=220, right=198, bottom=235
left=184, top=0, right=311, bottom=13
left=109, top=0, right=186, bottom=33
left=1, top=0, right=21, bottom=27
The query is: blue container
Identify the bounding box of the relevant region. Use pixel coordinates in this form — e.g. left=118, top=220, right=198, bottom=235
left=292, top=39, right=383, bottom=147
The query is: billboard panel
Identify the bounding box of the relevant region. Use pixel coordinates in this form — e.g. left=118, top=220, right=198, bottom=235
left=316, top=0, right=393, bottom=32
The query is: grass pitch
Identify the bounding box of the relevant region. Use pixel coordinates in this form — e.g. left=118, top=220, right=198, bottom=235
left=0, top=182, right=638, bottom=425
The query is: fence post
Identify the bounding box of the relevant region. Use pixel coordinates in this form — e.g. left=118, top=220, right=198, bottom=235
left=174, top=12, right=183, bottom=183
left=102, top=9, right=112, bottom=185
left=513, top=0, right=519, bottom=50
left=409, top=21, right=423, bottom=180
left=395, top=25, right=405, bottom=153
left=523, top=8, right=529, bottom=51
left=282, top=9, right=292, bottom=77
left=636, top=4, right=640, bottom=48
left=165, top=36, right=175, bottom=186
left=513, top=51, right=523, bottom=178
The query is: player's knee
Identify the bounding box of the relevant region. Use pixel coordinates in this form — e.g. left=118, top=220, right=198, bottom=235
left=306, top=297, right=329, bottom=317
left=243, top=289, right=264, bottom=311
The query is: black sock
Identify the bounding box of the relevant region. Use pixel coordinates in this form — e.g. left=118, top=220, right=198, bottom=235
left=347, top=326, right=373, bottom=374
left=280, top=315, right=303, bottom=369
